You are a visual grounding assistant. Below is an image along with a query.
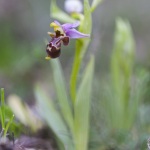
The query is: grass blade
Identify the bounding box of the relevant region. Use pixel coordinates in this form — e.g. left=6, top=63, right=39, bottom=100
left=0, top=88, right=5, bottom=129
left=35, top=85, right=73, bottom=149
left=4, top=114, right=14, bottom=137
left=0, top=108, right=4, bottom=130
left=50, top=59, right=74, bottom=134
left=74, top=56, right=94, bottom=150
left=110, top=18, right=135, bottom=129
left=91, top=0, right=103, bottom=12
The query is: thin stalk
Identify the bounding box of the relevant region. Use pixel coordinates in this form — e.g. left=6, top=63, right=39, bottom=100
left=4, top=115, right=14, bottom=137
left=70, top=0, right=92, bottom=103
left=0, top=108, right=4, bottom=129
left=0, top=88, right=5, bottom=129
left=70, top=51, right=82, bottom=103
left=0, top=128, right=4, bottom=137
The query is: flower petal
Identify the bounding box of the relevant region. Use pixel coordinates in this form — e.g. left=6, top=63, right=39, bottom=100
left=51, top=21, right=64, bottom=34
left=62, top=36, right=70, bottom=46
left=53, top=20, right=61, bottom=26
left=62, top=21, right=80, bottom=31
left=65, top=29, right=90, bottom=39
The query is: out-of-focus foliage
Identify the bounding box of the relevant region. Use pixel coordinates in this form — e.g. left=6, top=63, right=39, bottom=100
left=109, top=18, right=135, bottom=130
left=0, top=88, right=21, bottom=137
left=35, top=56, right=94, bottom=150
left=7, top=94, right=43, bottom=132
left=0, top=0, right=46, bottom=100
left=51, top=0, right=75, bottom=23
left=91, top=19, right=150, bottom=150
left=1, top=0, right=150, bottom=150
left=91, top=0, right=103, bottom=12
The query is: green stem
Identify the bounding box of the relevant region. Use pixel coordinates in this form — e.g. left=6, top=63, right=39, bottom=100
left=71, top=13, right=84, bottom=21
left=0, top=108, right=4, bottom=129
left=70, top=50, right=82, bottom=103
left=70, top=0, right=92, bottom=104
left=0, top=88, right=5, bottom=129
left=4, top=115, right=14, bottom=137
left=0, top=128, right=4, bottom=137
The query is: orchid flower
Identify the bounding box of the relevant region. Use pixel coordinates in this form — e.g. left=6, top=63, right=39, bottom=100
left=46, top=21, right=90, bottom=59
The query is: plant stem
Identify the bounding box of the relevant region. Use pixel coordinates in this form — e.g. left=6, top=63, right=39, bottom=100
left=70, top=50, right=82, bottom=103
left=4, top=115, right=14, bottom=137
left=0, top=88, right=5, bottom=129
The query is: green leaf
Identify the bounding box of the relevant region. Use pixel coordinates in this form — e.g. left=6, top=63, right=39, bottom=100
left=0, top=108, right=4, bottom=130
left=91, top=0, right=103, bottom=12
left=50, top=59, right=74, bottom=134
left=81, top=0, right=92, bottom=35
left=0, top=88, right=5, bottom=129
left=50, top=0, right=75, bottom=23
left=78, top=0, right=92, bottom=58
left=70, top=0, right=92, bottom=102
left=110, top=18, right=135, bottom=129
left=35, top=85, right=73, bottom=149
left=74, top=56, right=94, bottom=150
left=4, top=114, right=14, bottom=137
left=111, top=18, right=135, bottom=106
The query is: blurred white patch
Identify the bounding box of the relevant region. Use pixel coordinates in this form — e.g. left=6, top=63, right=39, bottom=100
left=64, top=0, right=83, bottom=13
left=7, top=94, right=43, bottom=131
left=147, top=137, right=150, bottom=149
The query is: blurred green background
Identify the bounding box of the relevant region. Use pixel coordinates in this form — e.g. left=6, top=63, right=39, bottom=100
left=1, top=0, right=150, bottom=149
left=1, top=0, right=150, bottom=98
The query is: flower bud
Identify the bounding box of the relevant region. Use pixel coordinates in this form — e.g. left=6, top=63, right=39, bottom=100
left=64, top=0, right=83, bottom=13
